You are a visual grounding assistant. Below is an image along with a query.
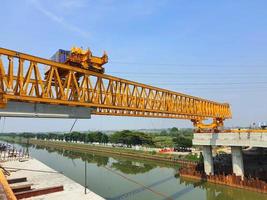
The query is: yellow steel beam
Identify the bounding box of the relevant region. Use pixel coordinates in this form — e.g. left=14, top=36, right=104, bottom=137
left=0, top=169, right=17, bottom=200
left=0, top=47, right=232, bottom=129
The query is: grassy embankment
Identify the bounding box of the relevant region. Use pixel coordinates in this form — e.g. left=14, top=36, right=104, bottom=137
left=0, top=136, right=199, bottom=165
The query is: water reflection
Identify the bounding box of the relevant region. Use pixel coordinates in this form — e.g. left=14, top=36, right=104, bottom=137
left=180, top=177, right=267, bottom=200
left=30, top=144, right=158, bottom=175
left=111, top=160, right=155, bottom=174
left=35, top=145, right=110, bottom=166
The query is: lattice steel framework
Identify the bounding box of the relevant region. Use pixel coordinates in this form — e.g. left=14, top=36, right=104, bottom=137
left=0, top=48, right=231, bottom=129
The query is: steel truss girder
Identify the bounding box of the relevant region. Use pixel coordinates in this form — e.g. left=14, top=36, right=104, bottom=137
left=0, top=47, right=232, bottom=129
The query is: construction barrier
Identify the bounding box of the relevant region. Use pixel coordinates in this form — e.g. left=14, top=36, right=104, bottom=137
left=179, top=166, right=267, bottom=194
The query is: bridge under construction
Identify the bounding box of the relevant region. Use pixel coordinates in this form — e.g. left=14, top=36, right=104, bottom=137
left=0, top=47, right=266, bottom=197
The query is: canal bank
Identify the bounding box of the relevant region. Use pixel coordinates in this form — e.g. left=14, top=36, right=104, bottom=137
left=29, top=139, right=198, bottom=166
left=2, top=158, right=105, bottom=199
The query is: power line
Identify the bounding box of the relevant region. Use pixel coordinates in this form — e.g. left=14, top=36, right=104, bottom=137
left=161, top=85, right=267, bottom=89
left=107, top=72, right=267, bottom=80
left=109, top=61, right=267, bottom=68
left=108, top=71, right=267, bottom=75
left=143, top=81, right=267, bottom=86
left=69, top=119, right=78, bottom=133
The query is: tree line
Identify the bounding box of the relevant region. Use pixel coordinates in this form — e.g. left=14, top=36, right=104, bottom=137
left=0, top=127, right=193, bottom=148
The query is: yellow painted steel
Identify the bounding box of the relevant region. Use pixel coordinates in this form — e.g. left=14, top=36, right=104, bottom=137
left=0, top=169, right=17, bottom=200
left=0, top=47, right=232, bottom=129
left=66, top=47, right=107, bottom=73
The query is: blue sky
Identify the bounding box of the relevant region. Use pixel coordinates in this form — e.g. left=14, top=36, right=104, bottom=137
left=1, top=0, right=267, bottom=132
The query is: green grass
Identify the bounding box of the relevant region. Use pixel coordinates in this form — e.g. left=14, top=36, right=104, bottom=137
left=152, top=136, right=174, bottom=148
left=184, top=153, right=200, bottom=162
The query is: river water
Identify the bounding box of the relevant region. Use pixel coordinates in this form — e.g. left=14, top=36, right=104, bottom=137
left=8, top=142, right=267, bottom=200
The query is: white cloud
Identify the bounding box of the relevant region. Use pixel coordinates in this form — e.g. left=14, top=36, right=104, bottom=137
left=28, top=0, right=90, bottom=38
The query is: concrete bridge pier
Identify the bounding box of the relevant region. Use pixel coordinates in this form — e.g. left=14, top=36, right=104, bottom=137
left=193, top=131, right=267, bottom=178
left=231, top=146, right=244, bottom=178
left=203, top=145, right=214, bottom=175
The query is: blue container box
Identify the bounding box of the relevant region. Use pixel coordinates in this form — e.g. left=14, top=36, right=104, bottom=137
left=50, top=49, right=70, bottom=63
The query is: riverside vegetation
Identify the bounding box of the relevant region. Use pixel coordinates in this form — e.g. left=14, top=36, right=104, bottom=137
left=0, top=127, right=198, bottom=162
left=0, top=127, right=193, bottom=148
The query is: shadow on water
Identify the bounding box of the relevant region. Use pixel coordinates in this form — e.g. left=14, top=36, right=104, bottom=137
left=107, top=176, right=175, bottom=200
left=162, top=180, right=206, bottom=200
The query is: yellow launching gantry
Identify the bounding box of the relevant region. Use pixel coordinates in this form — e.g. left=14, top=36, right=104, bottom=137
left=0, top=47, right=232, bottom=132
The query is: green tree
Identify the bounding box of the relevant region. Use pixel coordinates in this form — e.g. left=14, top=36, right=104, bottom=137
left=21, top=132, right=36, bottom=139
left=109, top=130, right=153, bottom=147
left=159, top=130, right=168, bottom=136
left=85, top=133, right=93, bottom=143
left=170, top=127, right=178, bottom=133
left=70, top=131, right=83, bottom=142
left=36, top=133, right=47, bottom=140
left=101, top=134, right=109, bottom=144
left=64, top=133, right=71, bottom=142
left=57, top=134, right=64, bottom=141
left=173, top=136, right=192, bottom=148
left=84, top=132, right=109, bottom=143
left=48, top=133, right=58, bottom=140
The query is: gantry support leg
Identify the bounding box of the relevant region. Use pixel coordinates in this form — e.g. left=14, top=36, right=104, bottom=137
left=192, top=118, right=224, bottom=132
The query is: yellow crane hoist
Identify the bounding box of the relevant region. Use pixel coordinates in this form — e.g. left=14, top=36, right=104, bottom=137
left=66, top=47, right=108, bottom=73
left=46, top=47, right=108, bottom=79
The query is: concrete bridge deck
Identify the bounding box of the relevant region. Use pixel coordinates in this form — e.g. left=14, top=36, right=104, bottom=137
left=193, top=131, right=267, bottom=148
